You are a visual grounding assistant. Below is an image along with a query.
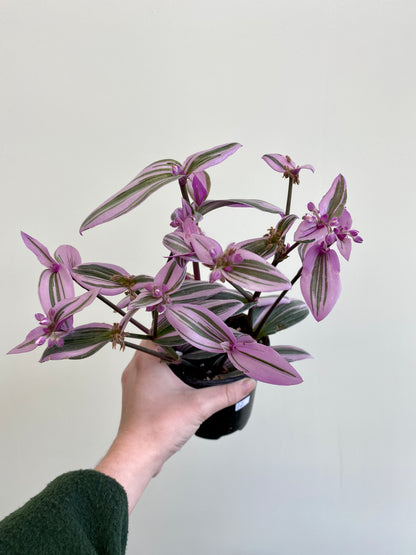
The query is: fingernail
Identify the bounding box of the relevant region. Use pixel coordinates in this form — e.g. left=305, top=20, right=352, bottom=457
left=241, top=378, right=256, bottom=394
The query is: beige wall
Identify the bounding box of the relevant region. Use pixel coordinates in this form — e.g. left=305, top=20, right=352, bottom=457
left=1, top=1, right=415, bottom=553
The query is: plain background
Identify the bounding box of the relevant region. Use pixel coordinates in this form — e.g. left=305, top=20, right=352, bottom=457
left=1, top=1, right=415, bottom=553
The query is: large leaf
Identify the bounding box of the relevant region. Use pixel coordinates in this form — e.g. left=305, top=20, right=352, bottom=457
left=165, top=304, right=235, bottom=353
left=40, top=324, right=113, bottom=361
left=73, top=263, right=131, bottom=295
left=198, top=198, right=284, bottom=216
left=300, top=244, right=341, bottom=321
left=253, top=299, right=309, bottom=337
left=80, top=159, right=180, bottom=232
left=228, top=338, right=303, bottom=385
left=182, top=143, right=242, bottom=175
left=319, top=174, right=347, bottom=221
left=170, top=281, right=225, bottom=303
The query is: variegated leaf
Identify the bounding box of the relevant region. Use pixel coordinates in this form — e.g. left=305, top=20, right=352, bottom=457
left=319, top=174, right=347, bottom=221
left=40, top=324, right=113, bottom=361
left=198, top=198, right=284, bottom=216
left=252, top=299, right=309, bottom=337
left=182, top=143, right=242, bottom=175
left=272, top=345, right=312, bottom=362
left=226, top=253, right=291, bottom=292
left=80, top=159, right=180, bottom=232
left=165, top=304, right=235, bottom=353
left=73, top=263, right=130, bottom=295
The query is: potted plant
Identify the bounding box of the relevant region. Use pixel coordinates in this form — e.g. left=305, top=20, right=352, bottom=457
left=8, top=143, right=362, bottom=439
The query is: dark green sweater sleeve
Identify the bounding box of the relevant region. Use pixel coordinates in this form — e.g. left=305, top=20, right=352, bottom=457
left=0, top=470, right=128, bottom=555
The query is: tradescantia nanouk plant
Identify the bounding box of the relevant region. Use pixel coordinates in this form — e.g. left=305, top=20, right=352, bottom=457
left=8, top=143, right=362, bottom=387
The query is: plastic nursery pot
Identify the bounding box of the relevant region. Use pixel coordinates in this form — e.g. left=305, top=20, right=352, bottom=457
left=169, top=360, right=256, bottom=440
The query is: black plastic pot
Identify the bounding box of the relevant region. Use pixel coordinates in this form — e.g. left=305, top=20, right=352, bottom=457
left=169, top=361, right=256, bottom=440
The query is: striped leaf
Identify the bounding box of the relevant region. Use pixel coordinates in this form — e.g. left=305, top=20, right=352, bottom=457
left=73, top=263, right=130, bottom=295
left=228, top=338, right=303, bottom=385
left=51, top=290, right=99, bottom=324
left=252, top=299, right=309, bottom=337
left=198, top=198, right=283, bottom=216
left=170, top=281, right=225, bottom=303
left=154, top=259, right=187, bottom=292
left=225, top=252, right=291, bottom=292
left=319, top=174, right=347, bottom=221
left=38, top=267, right=74, bottom=312
left=80, top=159, right=180, bottom=232
left=236, top=237, right=276, bottom=258
left=300, top=244, right=341, bottom=321
left=40, top=324, right=113, bottom=361
left=276, top=214, right=298, bottom=236
left=163, top=232, right=194, bottom=256
left=182, top=143, right=242, bottom=175
left=165, top=304, right=235, bottom=353
left=272, top=345, right=312, bottom=362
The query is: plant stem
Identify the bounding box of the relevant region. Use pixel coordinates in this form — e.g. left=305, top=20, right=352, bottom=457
left=285, top=177, right=293, bottom=215
left=193, top=261, right=201, bottom=280
left=253, top=266, right=303, bottom=338
left=272, top=241, right=300, bottom=267
left=225, top=280, right=253, bottom=301
left=123, top=341, right=174, bottom=362
left=151, top=310, right=159, bottom=339
left=97, top=294, right=150, bottom=334
left=124, top=333, right=151, bottom=340
left=179, top=178, right=191, bottom=203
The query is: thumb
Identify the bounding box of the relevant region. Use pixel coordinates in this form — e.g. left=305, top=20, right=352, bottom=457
left=196, top=378, right=256, bottom=420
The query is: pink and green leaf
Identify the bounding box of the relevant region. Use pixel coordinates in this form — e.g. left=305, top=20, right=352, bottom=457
left=252, top=298, right=309, bottom=337
left=228, top=338, right=303, bottom=385
left=225, top=252, right=292, bottom=292
left=198, top=198, right=284, bottom=216
left=300, top=244, right=341, bottom=321
left=272, top=345, right=312, bottom=362
left=40, top=324, right=113, bottom=361
left=21, top=232, right=55, bottom=268
left=165, top=304, right=235, bottom=353
left=72, top=263, right=131, bottom=295
left=319, top=174, right=347, bottom=220
left=80, top=159, right=180, bottom=232
left=38, top=267, right=75, bottom=312
left=182, top=142, right=242, bottom=175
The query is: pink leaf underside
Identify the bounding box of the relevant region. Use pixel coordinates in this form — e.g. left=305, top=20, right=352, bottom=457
left=79, top=159, right=180, bottom=232
left=38, top=267, right=75, bottom=313
left=228, top=339, right=303, bottom=385
left=154, top=259, right=187, bottom=292
left=294, top=220, right=328, bottom=243
left=300, top=245, right=341, bottom=321
left=191, top=234, right=222, bottom=265
left=21, top=232, right=57, bottom=268
left=337, top=236, right=352, bottom=261
left=182, top=142, right=242, bottom=175
left=165, top=304, right=235, bottom=353
left=54, top=245, right=82, bottom=269
left=72, top=263, right=130, bottom=295
left=190, top=172, right=209, bottom=205
left=319, top=174, right=347, bottom=220
left=224, top=251, right=292, bottom=292
left=8, top=327, right=45, bottom=354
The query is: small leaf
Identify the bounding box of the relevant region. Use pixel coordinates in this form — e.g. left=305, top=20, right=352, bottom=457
left=198, top=198, right=284, bottom=216
left=272, top=345, right=312, bottom=362
left=225, top=252, right=291, bottom=292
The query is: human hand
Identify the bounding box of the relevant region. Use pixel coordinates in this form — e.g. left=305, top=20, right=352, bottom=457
left=95, top=342, right=255, bottom=513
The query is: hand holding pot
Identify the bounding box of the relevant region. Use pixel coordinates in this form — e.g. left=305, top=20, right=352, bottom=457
left=95, top=342, right=255, bottom=513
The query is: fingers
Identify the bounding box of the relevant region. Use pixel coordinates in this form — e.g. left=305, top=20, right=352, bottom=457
left=196, top=378, right=256, bottom=420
